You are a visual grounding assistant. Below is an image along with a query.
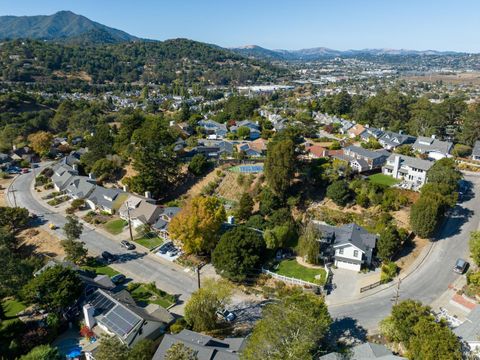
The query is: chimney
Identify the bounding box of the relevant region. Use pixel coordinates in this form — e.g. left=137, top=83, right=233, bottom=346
left=227, top=215, right=235, bottom=225
left=398, top=130, right=403, bottom=135
left=123, top=185, right=129, bottom=192
left=72, top=164, right=78, bottom=171
left=431, top=134, right=436, bottom=139
left=145, top=191, right=151, bottom=199
left=393, top=156, right=401, bottom=178
left=88, top=172, right=95, bottom=180
left=83, top=304, right=96, bottom=329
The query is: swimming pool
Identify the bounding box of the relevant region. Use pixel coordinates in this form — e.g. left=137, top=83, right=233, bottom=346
left=56, top=338, right=82, bottom=359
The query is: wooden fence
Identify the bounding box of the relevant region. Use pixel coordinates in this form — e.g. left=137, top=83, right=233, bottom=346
left=360, top=280, right=382, bottom=293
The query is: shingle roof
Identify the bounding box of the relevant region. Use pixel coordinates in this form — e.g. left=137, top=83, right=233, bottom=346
left=344, top=145, right=390, bottom=160
left=316, top=223, right=377, bottom=257
left=412, top=137, right=452, bottom=155
left=385, top=154, right=434, bottom=171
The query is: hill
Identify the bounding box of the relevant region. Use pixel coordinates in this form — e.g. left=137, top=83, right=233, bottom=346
left=0, top=10, right=139, bottom=44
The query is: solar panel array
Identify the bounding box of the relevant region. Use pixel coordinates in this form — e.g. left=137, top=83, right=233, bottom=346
left=89, top=291, right=115, bottom=314
left=99, top=304, right=141, bottom=337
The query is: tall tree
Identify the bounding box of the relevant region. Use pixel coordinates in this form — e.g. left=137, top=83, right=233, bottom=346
left=326, top=180, right=351, bottom=207
left=19, top=344, right=64, bottom=360
left=236, top=193, right=254, bottom=221
left=169, top=196, right=226, bottom=254
left=27, top=131, right=53, bottom=156
left=377, top=226, right=402, bottom=261
left=94, top=336, right=129, bottom=360
left=242, top=289, right=332, bottom=360
left=264, top=139, right=296, bottom=197
left=61, top=239, right=88, bottom=265
left=63, top=215, right=83, bottom=241
left=469, top=231, right=480, bottom=266
left=297, top=222, right=321, bottom=265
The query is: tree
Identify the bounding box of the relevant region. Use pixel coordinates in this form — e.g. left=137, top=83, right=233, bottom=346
left=21, top=265, right=82, bottom=312
left=410, top=193, right=443, bottom=238
left=128, top=339, right=156, bottom=360
left=0, top=206, right=30, bottom=232
left=264, top=139, right=296, bottom=197
left=394, top=144, right=414, bottom=157
left=27, top=131, right=53, bottom=157
left=236, top=193, right=254, bottom=222
left=297, top=222, right=321, bottom=265
left=452, top=144, right=471, bottom=158
left=184, top=278, right=232, bottom=332
left=165, top=343, right=198, bottom=360
left=263, top=224, right=296, bottom=250
left=61, top=239, right=88, bottom=265
left=20, top=344, right=63, bottom=360
left=91, top=158, right=121, bottom=181
left=63, top=215, right=83, bottom=241
left=259, top=187, right=281, bottom=216
left=237, top=126, right=251, bottom=139
left=212, top=226, right=265, bottom=281
left=326, top=180, right=351, bottom=206
left=426, top=158, right=462, bottom=192
left=169, top=196, right=226, bottom=254
left=242, top=289, right=332, bottom=360
left=81, top=123, right=115, bottom=170
left=470, top=231, right=480, bottom=266
left=94, top=336, right=129, bottom=360
left=188, top=154, right=209, bottom=176
left=377, top=226, right=402, bottom=261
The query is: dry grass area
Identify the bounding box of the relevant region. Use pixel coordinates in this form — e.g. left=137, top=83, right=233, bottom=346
left=52, top=70, right=92, bottom=82
left=18, top=228, right=64, bottom=259
left=391, top=208, right=411, bottom=231
left=217, top=171, right=261, bottom=202
left=403, top=72, right=480, bottom=85
left=395, top=236, right=430, bottom=275
left=0, top=176, right=14, bottom=206
left=120, top=163, right=138, bottom=186
left=184, top=167, right=223, bottom=200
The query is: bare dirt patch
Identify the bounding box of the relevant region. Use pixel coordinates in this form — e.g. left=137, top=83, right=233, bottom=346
left=0, top=176, right=14, bottom=206
left=395, top=236, right=430, bottom=275
left=18, top=228, right=64, bottom=259
left=403, top=72, right=480, bottom=85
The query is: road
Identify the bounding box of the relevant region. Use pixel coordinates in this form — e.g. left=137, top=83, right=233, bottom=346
left=7, top=169, right=197, bottom=312
left=7, top=168, right=480, bottom=331
left=328, top=172, right=480, bottom=333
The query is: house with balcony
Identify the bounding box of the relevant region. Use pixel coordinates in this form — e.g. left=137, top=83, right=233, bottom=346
left=382, top=154, right=433, bottom=187
left=378, top=131, right=416, bottom=150
left=412, top=136, right=453, bottom=160
left=333, top=145, right=390, bottom=173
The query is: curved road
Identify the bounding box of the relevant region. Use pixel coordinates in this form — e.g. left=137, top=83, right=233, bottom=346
left=7, top=168, right=480, bottom=330
left=7, top=169, right=197, bottom=311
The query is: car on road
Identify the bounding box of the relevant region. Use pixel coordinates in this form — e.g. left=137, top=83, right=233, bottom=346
left=216, top=309, right=236, bottom=322
left=101, top=251, right=116, bottom=263
left=21, top=168, right=29, bottom=174
left=121, top=240, right=135, bottom=250
left=453, top=258, right=468, bottom=274
left=111, top=274, right=126, bottom=284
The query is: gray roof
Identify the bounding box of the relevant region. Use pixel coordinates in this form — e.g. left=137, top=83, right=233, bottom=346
left=344, top=145, right=390, bottom=160
left=64, top=176, right=96, bottom=198
left=379, top=131, right=416, bottom=147
left=316, top=223, right=377, bottom=256
left=472, top=141, right=480, bottom=157
left=320, top=342, right=406, bottom=359
left=412, top=137, right=452, bottom=155
left=454, top=306, right=480, bottom=342
left=87, top=186, right=123, bottom=210
left=153, top=329, right=245, bottom=360
left=385, top=154, right=434, bottom=172
left=51, top=163, right=78, bottom=190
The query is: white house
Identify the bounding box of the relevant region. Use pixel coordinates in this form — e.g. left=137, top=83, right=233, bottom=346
left=382, top=154, right=434, bottom=187
left=412, top=136, right=453, bottom=160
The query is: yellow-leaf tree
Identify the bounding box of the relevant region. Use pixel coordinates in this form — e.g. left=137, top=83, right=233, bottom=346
left=28, top=131, right=54, bottom=157
left=169, top=196, right=226, bottom=255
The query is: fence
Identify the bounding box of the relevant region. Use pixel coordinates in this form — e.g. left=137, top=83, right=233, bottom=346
left=360, top=280, right=382, bottom=293
left=261, top=268, right=323, bottom=293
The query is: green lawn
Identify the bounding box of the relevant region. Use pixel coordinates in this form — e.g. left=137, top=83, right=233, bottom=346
left=104, top=219, right=127, bottom=235
left=368, top=173, right=399, bottom=186
left=135, top=234, right=164, bottom=249
left=1, top=298, right=26, bottom=329
left=274, top=259, right=326, bottom=285
left=81, top=260, right=120, bottom=277
left=129, top=283, right=176, bottom=309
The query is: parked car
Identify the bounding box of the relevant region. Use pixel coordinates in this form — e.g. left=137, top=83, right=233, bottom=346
left=102, top=251, right=116, bottom=263
left=48, top=223, right=57, bottom=230
left=216, top=309, right=236, bottom=322
left=21, top=168, right=29, bottom=174
left=453, top=258, right=469, bottom=274
left=121, top=240, right=135, bottom=250
left=111, top=274, right=126, bottom=284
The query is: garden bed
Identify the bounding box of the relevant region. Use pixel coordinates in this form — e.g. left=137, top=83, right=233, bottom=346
left=46, top=195, right=69, bottom=206
left=128, top=282, right=176, bottom=309
left=134, top=234, right=163, bottom=249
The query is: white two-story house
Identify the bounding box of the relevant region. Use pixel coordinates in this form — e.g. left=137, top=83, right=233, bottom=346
left=382, top=154, right=434, bottom=187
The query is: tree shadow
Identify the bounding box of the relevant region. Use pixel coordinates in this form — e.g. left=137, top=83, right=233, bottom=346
left=433, top=205, right=474, bottom=241
left=328, top=317, right=368, bottom=346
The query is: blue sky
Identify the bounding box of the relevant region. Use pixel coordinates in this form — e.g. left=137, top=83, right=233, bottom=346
left=1, top=0, right=479, bottom=52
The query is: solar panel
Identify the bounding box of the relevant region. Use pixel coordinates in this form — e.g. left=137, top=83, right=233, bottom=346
left=100, top=304, right=141, bottom=337
left=89, top=292, right=115, bottom=314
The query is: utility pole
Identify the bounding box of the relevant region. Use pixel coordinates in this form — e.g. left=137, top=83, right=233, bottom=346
left=126, top=201, right=134, bottom=242
left=196, top=265, right=201, bottom=289
left=9, top=187, right=18, bottom=207
left=391, top=277, right=402, bottom=306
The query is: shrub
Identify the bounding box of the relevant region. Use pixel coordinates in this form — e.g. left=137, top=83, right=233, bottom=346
left=381, top=261, right=398, bottom=283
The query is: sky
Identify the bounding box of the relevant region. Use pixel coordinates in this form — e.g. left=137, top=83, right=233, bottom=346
left=1, top=0, right=479, bottom=52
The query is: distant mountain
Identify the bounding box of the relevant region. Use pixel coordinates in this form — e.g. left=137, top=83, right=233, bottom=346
left=0, top=10, right=139, bottom=44
left=230, top=45, right=464, bottom=61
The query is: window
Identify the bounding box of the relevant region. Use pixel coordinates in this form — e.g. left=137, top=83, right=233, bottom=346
left=339, top=248, right=344, bottom=255
left=353, top=250, right=359, bottom=258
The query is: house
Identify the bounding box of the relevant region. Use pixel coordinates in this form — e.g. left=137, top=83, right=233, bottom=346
left=306, top=145, right=328, bottom=159
left=86, top=187, right=128, bottom=215
left=248, top=138, right=268, bottom=154
left=333, top=146, right=390, bottom=173
left=152, top=329, right=246, bottom=360
left=472, top=140, right=480, bottom=161
left=51, top=162, right=79, bottom=191
left=339, top=120, right=354, bottom=135
left=319, top=342, right=406, bottom=359
left=454, top=306, right=480, bottom=355
left=315, top=222, right=377, bottom=271
left=119, top=196, right=163, bottom=228
left=230, top=120, right=261, bottom=140
left=11, top=145, right=39, bottom=163
left=382, top=154, right=433, bottom=187
left=360, top=127, right=385, bottom=141
left=347, top=124, right=366, bottom=138
left=0, top=153, right=13, bottom=169
left=64, top=175, right=96, bottom=200
left=196, top=139, right=235, bottom=158
left=152, top=207, right=181, bottom=240
left=378, top=131, right=416, bottom=150
left=237, top=142, right=262, bottom=157
left=412, top=136, right=453, bottom=160
left=83, top=289, right=174, bottom=359
left=198, top=120, right=228, bottom=139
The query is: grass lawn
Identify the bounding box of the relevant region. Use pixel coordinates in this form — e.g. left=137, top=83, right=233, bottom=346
left=129, top=283, right=176, bottom=309
left=104, top=219, right=127, bottom=235
left=368, top=173, right=399, bottom=187
left=1, top=298, right=26, bottom=329
left=274, top=259, right=326, bottom=285
left=81, top=260, right=120, bottom=277
left=134, top=235, right=163, bottom=250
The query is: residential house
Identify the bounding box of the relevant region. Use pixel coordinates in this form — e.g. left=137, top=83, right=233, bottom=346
left=83, top=289, right=174, bottom=360
left=454, top=306, right=480, bottom=355
left=378, top=131, right=416, bottom=150
left=333, top=146, right=390, bottom=173
left=319, top=342, right=406, bottom=359
left=195, top=139, right=235, bottom=158
left=86, top=187, right=128, bottom=215
left=237, top=142, right=262, bottom=157
left=472, top=140, right=480, bottom=161
left=360, top=127, right=385, bottom=141
left=230, top=120, right=261, bottom=140
left=306, top=145, right=328, bottom=159
left=153, top=329, right=246, bottom=360
left=198, top=119, right=228, bottom=139
left=347, top=124, right=366, bottom=139
left=64, top=175, right=96, bottom=200
left=339, top=120, right=354, bottom=135
left=119, top=196, right=163, bottom=228
left=51, top=162, right=79, bottom=191
left=153, top=207, right=181, bottom=240
left=412, top=136, right=453, bottom=160
left=382, top=154, right=433, bottom=187
left=0, top=153, right=13, bottom=169
left=315, top=222, right=377, bottom=271
left=11, top=145, right=39, bottom=163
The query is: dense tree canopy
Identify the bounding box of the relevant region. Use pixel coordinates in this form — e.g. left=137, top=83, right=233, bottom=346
left=264, top=139, right=296, bottom=197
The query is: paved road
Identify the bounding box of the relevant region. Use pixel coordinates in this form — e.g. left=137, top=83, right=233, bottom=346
left=7, top=169, right=197, bottom=311
left=328, top=172, right=480, bottom=333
